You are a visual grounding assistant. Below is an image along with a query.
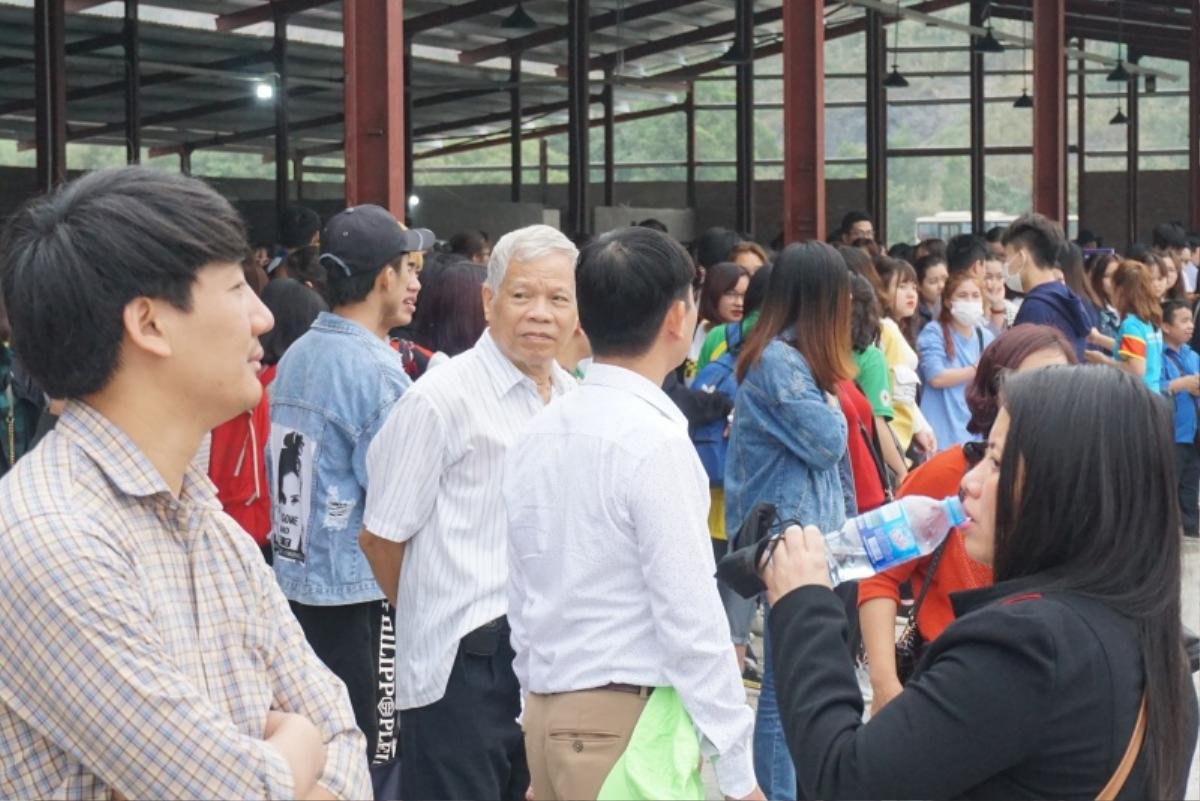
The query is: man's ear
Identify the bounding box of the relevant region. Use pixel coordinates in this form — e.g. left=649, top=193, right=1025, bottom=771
left=374, top=264, right=394, bottom=295
left=481, top=284, right=495, bottom=325
left=661, top=297, right=690, bottom=342
left=122, top=297, right=173, bottom=359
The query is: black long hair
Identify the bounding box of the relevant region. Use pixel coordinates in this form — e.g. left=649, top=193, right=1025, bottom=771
left=996, top=366, right=1192, bottom=798
left=410, top=258, right=487, bottom=357
left=736, top=241, right=854, bottom=392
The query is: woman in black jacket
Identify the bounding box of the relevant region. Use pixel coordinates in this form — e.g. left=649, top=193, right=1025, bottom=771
left=762, top=365, right=1198, bottom=800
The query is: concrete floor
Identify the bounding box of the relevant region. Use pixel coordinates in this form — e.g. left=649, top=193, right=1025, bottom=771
left=704, top=537, right=1200, bottom=799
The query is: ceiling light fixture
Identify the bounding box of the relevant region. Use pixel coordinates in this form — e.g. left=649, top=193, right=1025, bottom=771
left=883, top=1, right=909, bottom=88
left=500, top=2, right=537, bottom=30
left=1013, top=11, right=1031, bottom=108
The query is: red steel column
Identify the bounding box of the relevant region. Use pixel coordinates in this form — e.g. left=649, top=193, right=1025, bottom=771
left=1190, top=0, right=1200, bottom=232
left=343, top=0, right=405, bottom=214
left=1032, top=0, right=1066, bottom=224
left=782, top=0, right=825, bottom=244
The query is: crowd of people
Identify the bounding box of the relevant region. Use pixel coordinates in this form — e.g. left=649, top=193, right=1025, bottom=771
left=0, top=164, right=1198, bottom=801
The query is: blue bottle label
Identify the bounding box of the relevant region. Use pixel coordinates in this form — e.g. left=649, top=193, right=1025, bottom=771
left=856, top=504, right=921, bottom=571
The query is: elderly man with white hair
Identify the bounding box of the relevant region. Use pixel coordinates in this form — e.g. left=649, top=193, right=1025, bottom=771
left=360, top=224, right=579, bottom=801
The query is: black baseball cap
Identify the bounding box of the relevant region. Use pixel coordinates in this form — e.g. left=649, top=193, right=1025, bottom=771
left=319, top=204, right=434, bottom=278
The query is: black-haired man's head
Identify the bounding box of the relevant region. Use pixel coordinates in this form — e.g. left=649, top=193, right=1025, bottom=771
left=946, top=233, right=988, bottom=280
left=840, top=211, right=874, bottom=245
left=0, top=166, right=274, bottom=428
left=577, top=227, right=697, bottom=369
left=281, top=205, right=322, bottom=251
left=1001, top=213, right=1067, bottom=292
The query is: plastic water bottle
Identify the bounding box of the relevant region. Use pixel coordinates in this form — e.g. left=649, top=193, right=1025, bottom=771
left=824, top=495, right=966, bottom=585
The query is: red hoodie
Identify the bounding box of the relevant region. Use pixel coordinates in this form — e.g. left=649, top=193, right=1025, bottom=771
left=208, top=366, right=275, bottom=546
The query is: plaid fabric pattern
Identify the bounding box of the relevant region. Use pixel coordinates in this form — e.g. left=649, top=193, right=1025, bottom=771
left=0, top=402, right=371, bottom=800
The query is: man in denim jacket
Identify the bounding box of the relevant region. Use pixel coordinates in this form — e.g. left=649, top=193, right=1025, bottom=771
left=268, top=204, right=432, bottom=758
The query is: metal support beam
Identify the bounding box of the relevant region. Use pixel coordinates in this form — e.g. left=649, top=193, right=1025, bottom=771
left=180, top=145, right=192, bottom=175
left=343, top=0, right=405, bottom=215
left=1191, top=0, right=1200, bottom=232
left=566, top=0, right=590, bottom=236
left=602, top=68, right=615, bottom=207
left=685, top=85, right=696, bottom=209
left=1032, top=0, right=1066, bottom=223
left=1127, top=53, right=1140, bottom=249
left=461, top=0, right=703, bottom=66
left=866, top=9, right=887, bottom=242
left=734, top=0, right=754, bottom=235
left=216, top=0, right=334, bottom=32
left=404, top=41, right=414, bottom=220
left=406, top=0, right=516, bottom=37
left=1076, top=39, right=1085, bottom=222
left=274, top=7, right=289, bottom=238
left=510, top=54, right=522, bottom=202
left=968, top=0, right=985, bottom=234
left=34, top=0, right=67, bottom=192
left=782, top=0, right=825, bottom=244
left=148, top=113, right=342, bottom=158
left=123, top=0, right=140, bottom=163
left=539, top=139, right=549, bottom=206
left=0, top=31, right=122, bottom=71
left=294, top=157, right=304, bottom=202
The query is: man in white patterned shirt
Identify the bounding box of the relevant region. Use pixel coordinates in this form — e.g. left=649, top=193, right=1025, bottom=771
left=503, top=227, right=763, bottom=801
left=360, top=224, right=578, bottom=800
left=0, top=167, right=370, bottom=800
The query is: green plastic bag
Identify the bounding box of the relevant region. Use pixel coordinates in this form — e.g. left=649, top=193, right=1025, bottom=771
left=596, top=687, right=704, bottom=801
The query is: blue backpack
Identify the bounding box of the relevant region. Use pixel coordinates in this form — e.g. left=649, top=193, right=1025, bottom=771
left=691, top=321, right=744, bottom=487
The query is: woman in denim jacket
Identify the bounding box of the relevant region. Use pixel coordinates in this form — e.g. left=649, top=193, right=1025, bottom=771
left=725, top=241, right=858, bottom=800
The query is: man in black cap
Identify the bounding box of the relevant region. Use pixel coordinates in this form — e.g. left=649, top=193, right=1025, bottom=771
left=268, top=204, right=433, bottom=762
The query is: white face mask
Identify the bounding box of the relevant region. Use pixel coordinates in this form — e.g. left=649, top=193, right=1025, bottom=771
left=950, top=299, right=986, bottom=328
left=1003, top=251, right=1025, bottom=293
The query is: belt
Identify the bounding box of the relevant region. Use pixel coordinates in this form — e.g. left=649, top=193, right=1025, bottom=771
left=598, top=683, right=653, bottom=698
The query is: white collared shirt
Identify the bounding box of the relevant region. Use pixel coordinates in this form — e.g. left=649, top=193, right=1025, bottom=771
left=363, top=329, right=574, bottom=710
left=503, top=363, right=756, bottom=799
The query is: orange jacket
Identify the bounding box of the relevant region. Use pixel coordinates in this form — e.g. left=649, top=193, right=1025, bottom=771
left=857, top=445, right=993, bottom=641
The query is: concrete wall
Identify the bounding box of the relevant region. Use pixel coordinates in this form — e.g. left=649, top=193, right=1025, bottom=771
left=1, top=164, right=1188, bottom=252
left=1080, top=169, right=1190, bottom=250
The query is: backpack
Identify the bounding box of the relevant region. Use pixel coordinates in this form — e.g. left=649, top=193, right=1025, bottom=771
left=691, top=321, right=745, bottom=487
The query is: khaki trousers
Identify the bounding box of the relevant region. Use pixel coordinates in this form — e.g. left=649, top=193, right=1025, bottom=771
left=523, top=688, right=650, bottom=801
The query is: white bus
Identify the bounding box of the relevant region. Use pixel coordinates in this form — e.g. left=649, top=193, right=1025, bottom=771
left=914, top=211, right=1078, bottom=242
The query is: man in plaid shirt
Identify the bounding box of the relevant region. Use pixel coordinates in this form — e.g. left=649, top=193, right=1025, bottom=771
left=0, top=166, right=371, bottom=800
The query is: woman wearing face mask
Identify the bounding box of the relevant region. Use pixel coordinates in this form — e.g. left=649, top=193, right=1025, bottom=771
left=915, top=255, right=949, bottom=334
left=875, top=257, right=936, bottom=461
left=761, top=365, right=1199, bottom=800
left=857, top=324, right=1075, bottom=717
left=917, top=273, right=995, bottom=448
left=982, top=256, right=1018, bottom=335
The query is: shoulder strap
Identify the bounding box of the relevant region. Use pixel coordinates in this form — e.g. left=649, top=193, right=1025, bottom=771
left=976, top=326, right=985, bottom=352
left=1095, top=693, right=1147, bottom=801
left=726, top=320, right=744, bottom=353
left=907, top=538, right=948, bottom=622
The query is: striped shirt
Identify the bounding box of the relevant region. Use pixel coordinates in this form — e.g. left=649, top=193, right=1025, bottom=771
left=363, top=330, right=574, bottom=710
left=0, top=401, right=371, bottom=800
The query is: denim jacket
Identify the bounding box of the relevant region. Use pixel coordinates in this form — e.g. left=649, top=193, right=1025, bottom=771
left=268, top=312, right=411, bottom=605
left=724, top=335, right=856, bottom=542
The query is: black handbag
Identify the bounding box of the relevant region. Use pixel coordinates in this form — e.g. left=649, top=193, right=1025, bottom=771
left=893, top=539, right=947, bottom=685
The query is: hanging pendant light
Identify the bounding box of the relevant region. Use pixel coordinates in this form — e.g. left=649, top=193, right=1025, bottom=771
left=1107, top=0, right=1127, bottom=82
left=1013, top=13, right=1031, bottom=108
left=1110, top=104, right=1128, bottom=125
left=974, top=25, right=1006, bottom=54
left=1106, top=59, right=1130, bottom=82
left=883, top=1, right=909, bottom=88
left=501, top=2, right=537, bottom=30
left=719, top=40, right=747, bottom=64
left=884, top=65, right=910, bottom=88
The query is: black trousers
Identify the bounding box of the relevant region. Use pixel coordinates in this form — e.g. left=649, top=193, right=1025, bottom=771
left=289, top=599, right=385, bottom=757
left=1176, top=443, right=1200, bottom=536
left=400, top=617, right=529, bottom=801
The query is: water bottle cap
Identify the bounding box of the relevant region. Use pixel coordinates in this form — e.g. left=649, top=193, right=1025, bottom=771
left=944, top=496, right=967, bottom=527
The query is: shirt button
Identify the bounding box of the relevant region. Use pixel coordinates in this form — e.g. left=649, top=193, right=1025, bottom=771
left=572, top=740, right=583, bottom=753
